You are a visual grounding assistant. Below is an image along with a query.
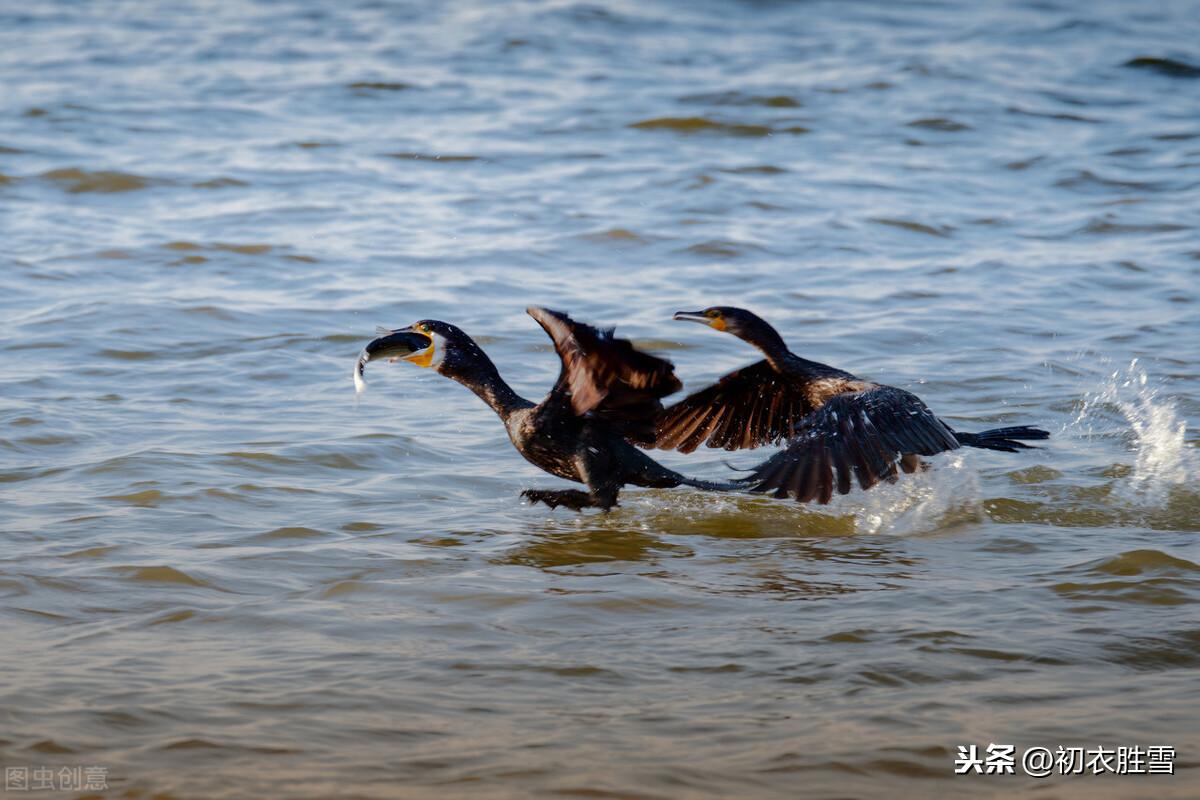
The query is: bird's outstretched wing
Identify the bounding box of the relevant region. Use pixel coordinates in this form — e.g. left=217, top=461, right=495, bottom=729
left=527, top=307, right=681, bottom=444
left=745, top=385, right=960, bottom=504
left=653, top=360, right=813, bottom=453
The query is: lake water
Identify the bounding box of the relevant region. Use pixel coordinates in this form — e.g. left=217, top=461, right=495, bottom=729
left=2, top=1, right=1198, bottom=797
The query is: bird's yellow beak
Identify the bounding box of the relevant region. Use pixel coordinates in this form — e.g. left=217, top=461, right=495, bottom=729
left=354, top=328, right=434, bottom=392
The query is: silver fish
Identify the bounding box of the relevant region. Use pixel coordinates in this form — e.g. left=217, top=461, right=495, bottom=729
left=353, top=327, right=431, bottom=393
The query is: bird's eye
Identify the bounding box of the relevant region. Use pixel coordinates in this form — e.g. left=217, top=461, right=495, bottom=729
left=421, top=323, right=431, bottom=333
left=706, top=310, right=720, bottom=318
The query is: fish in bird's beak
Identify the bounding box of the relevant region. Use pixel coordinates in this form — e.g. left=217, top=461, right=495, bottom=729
left=353, top=327, right=433, bottom=393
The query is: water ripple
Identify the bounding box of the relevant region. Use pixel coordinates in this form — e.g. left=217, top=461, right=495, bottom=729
left=1, top=1, right=1197, bottom=797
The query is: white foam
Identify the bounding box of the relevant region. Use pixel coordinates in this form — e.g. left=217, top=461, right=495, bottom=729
left=1072, top=358, right=1194, bottom=503
left=843, top=452, right=982, bottom=535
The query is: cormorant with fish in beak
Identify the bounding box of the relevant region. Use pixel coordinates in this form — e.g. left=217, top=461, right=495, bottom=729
left=358, top=307, right=746, bottom=511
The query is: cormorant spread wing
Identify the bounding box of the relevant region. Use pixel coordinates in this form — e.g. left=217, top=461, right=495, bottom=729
left=654, top=360, right=812, bottom=453
left=745, top=385, right=961, bottom=503
left=527, top=306, right=681, bottom=444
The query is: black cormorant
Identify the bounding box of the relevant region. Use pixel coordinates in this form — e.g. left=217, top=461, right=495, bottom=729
left=363, top=307, right=743, bottom=511
left=657, top=306, right=1049, bottom=504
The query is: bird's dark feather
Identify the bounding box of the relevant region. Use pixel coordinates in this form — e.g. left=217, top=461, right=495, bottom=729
left=527, top=307, right=681, bottom=445
left=746, top=386, right=961, bottom=503
left=654, top=360, right=812, bottom=453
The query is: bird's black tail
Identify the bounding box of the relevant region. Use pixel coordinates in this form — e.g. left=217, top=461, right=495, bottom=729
left=955, top=425, right=1050, bottom=453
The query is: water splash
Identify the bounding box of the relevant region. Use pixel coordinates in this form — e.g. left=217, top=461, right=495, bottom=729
left=1073, top=358, right=1194, bottom=502
left=849, top=453, right=983, bottom=535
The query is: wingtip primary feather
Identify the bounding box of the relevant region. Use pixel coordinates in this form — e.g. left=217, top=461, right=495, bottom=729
left=526, top=305, right=560, bottom=323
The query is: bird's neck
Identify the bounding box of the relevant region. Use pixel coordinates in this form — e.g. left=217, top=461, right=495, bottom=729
left=733, top=315, right=849, bottom=379
left=447, top=352, right=530, bottom=421
left=739, top=319, right=791, bottom=368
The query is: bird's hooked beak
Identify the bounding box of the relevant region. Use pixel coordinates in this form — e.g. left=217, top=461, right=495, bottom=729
left=367, top=327, right=433, bottom=360
left=673, top=310, right=725, bottom=331
left=353, top=327, right=435, bottom=393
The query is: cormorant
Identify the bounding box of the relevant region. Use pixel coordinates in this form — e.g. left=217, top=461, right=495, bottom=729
left=362, top=307, right=744, bottom=511
left=657, top=306, right=1049, bottom=504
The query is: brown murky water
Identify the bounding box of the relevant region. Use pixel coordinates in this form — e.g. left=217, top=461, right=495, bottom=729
left=2, top=1, right=1198, bottom=798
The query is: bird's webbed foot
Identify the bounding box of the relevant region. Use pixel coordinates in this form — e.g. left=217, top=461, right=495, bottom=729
left=521, top=488, right=618, bottom=512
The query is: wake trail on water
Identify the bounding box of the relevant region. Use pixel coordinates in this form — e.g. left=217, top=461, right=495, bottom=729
left=855, top=359, right=1195, bottom=533
left=847, top=359, right=1193, bottom=533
